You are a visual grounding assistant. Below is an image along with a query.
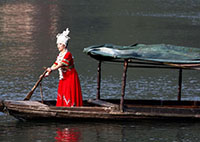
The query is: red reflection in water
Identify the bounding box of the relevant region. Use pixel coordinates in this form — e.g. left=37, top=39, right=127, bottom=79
left=55, top=128, right=81, bottom=142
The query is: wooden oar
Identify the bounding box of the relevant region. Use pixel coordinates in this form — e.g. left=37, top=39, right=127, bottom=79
left=24, top=69, right=48, bottom=101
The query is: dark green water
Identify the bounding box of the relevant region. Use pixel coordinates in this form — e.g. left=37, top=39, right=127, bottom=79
left=1, top=0, right=200, bottom=141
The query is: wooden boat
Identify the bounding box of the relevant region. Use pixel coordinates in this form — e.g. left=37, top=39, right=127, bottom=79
left=1, top=99, right=200, bottom=121
left=1, top=43, right=200, bottom=121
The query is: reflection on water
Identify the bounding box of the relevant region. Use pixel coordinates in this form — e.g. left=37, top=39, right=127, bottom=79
left=1, top=115, right=200, bottom=142
left=0, top=1, right=60, bottom=100
left=55, top=128, right=81, bottom=142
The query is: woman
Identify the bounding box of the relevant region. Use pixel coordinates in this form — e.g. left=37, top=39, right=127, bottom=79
left=46, top=28, right=83, bottom=107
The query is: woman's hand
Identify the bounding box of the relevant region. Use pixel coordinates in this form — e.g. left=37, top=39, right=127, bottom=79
left=45, top=67, right=52, bottom=77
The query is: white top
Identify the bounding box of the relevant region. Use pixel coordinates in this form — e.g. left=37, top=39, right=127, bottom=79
left=55, top=50, right=68, bottom=80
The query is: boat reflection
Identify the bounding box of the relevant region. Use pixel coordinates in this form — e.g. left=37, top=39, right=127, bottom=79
left=55, top=128, right=81, bottom=142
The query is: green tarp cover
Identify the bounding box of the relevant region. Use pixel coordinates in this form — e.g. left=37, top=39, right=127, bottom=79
left=83, top=44, right=200, bottom=64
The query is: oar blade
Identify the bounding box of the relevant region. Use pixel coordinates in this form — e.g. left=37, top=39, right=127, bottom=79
left=24, top=91, right=33, bottom=101
left=23, top=70, right=47, bottom=101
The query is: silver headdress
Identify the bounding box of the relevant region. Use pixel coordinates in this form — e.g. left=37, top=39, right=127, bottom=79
left=56, top=28, right=70, bottom=46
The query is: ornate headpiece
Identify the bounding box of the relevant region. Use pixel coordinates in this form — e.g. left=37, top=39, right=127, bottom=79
left=56, top=28, right=70, bottom=46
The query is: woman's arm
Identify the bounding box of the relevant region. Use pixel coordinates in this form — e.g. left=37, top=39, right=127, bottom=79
left=45, top=63, right=63, bottom=77
left=50, top=63, right=63, bottom=71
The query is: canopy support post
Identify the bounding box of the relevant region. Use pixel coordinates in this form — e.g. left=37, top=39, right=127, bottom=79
left=96, top=60, right=102, bottom=100
left=120, top=59, right=128, bottom=112
left=178, top=68, right=182, bottom=101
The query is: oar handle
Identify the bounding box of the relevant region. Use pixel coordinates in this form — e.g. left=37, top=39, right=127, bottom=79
left=24, top=69, right=48, bottom=101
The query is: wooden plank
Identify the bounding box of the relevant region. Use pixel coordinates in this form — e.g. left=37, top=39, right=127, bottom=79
left=125, top=106, right=200, bottom=118
left=4, top=100, right=47, bottom=107
left=88, top=99, right=119, bottom=109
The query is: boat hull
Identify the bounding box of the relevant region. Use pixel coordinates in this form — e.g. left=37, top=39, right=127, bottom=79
left=2, top=99, right=200, bottom=121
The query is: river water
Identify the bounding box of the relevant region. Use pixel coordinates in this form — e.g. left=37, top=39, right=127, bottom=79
left=1, top=0, right=200, bottom=141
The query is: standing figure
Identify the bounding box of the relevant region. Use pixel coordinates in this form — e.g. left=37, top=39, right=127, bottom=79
left=46, top=28, right=83, bottom=107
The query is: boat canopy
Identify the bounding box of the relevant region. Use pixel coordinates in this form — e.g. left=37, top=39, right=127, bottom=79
left=83, top=43, right=200, bottom=110
left=83, top=44, right=200, bottom=64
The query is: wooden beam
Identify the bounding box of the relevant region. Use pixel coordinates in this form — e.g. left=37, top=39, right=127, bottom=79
left=178, top=68, right=182, bottom=101
left=87, top=99, right=119, bottom=109
left=96, top=61, right=102, bottom=100
left=120, top=60, right=128, bottom=112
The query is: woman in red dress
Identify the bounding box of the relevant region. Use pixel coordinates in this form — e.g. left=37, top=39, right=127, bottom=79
left=46, top=28, right=83, bottom=107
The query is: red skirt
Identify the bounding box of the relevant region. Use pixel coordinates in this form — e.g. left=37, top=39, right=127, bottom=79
left=56, top=68, right=83, bottom=107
